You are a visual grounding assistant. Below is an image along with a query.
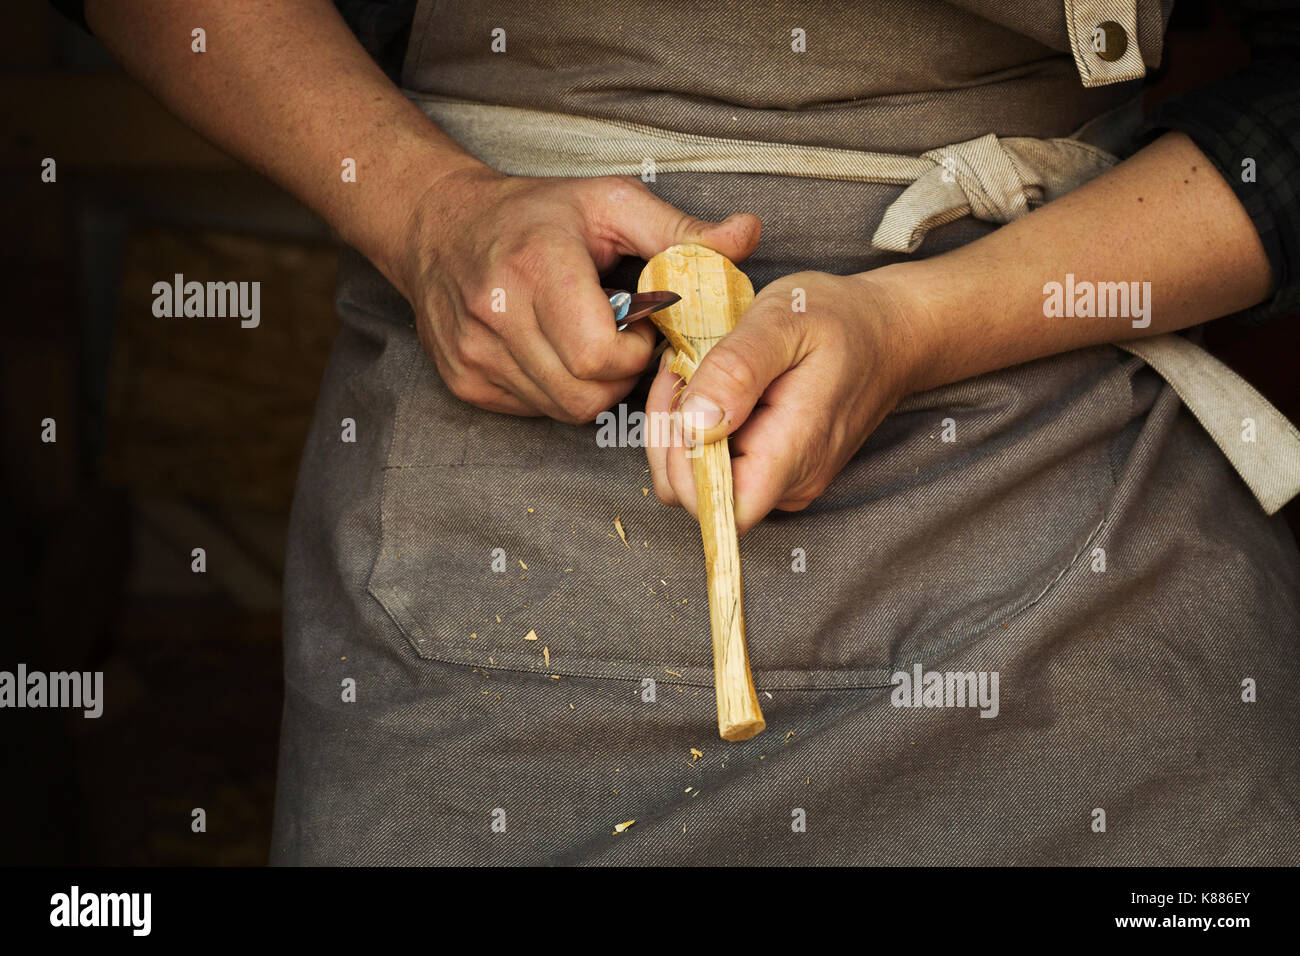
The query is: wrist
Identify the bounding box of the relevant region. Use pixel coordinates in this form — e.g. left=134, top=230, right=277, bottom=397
left=853, top=259, right=947, bottom=399
left=342, top=146, right=503, bottom=300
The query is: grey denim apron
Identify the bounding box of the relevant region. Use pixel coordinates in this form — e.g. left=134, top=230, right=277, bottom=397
left=271, top=0, right=1300, bottom=864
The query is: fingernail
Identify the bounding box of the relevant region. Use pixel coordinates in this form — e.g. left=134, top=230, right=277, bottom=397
left=681, top=393, right=723, bottom=431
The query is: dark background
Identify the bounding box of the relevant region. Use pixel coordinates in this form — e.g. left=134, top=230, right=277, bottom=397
left=2, top=0, right=1297, bottom=865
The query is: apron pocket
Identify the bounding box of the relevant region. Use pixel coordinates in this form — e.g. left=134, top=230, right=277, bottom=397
left=367, top=336, right=1132, bottom=689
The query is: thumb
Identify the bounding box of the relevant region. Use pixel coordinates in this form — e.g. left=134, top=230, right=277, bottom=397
left=678, top=303, right=799, bottom=446
left=617, top=189, right=762, bottom=264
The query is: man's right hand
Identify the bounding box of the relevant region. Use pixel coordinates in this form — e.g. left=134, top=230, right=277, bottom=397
left=390, top=168, right=762, bottom=422
left=85, top=2, right=759, bottom=424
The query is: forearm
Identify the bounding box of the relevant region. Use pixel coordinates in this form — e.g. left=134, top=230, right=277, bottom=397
left=886, top=131, right=1275, bottom=394
left=85, top=0, right=488, bottom=284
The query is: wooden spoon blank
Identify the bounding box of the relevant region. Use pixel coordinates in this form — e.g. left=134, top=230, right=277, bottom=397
left=638, top=244, right=765, bottom=742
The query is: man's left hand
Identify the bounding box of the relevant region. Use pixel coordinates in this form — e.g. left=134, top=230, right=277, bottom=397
left=645, top=269, right=925, bottom=533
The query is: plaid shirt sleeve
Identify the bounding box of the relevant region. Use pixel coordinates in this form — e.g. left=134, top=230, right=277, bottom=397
left=1143, top=0, right=1300, bottom=324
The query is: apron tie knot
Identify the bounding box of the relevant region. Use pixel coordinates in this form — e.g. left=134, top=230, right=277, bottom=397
left=872, top=134, right=1115, bottom=253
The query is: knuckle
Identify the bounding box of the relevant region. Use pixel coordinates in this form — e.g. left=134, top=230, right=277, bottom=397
left=706, top=345, right=763, bottom=399
left=673, top=214, right=707, bottom=242
left=464, top=284, right=511, bottom=324
left=564, top=343, right=608, bottom=380
left=772, top=294, right=807, bottom=335
left=459, top=344, right=495, bottom=380
left=826, top=416, right=854, bottom=459
left=806, top=473, right=833, bottom=500
left=766, top=287, right=814, bottom=346
left=789, top=457, right=833, bottom=507
left=557, top=388, right=610, bottom=424
left=511, top=245, right=550, bottom=283
left=547, top=268, right=584, bottom=297
left=596, top=174, right=649, bottom=200
left=553, top=406, right=588, bottom=426
left=499, top=233, right=552, bottom=282
left=581, top=177, right=647, bottom=223
left=445, top=371, right=492, bottom=408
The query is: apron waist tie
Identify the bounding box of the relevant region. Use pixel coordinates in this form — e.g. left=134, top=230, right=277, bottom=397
left=405, top=92, right=1300, bottom=515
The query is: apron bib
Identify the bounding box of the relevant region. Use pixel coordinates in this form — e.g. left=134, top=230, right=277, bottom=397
left=271, top=0, right=1300, bottom=865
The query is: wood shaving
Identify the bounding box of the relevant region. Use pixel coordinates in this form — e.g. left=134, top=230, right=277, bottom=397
left=690, top=748, right=703, bottom=761
left=613, top=517, right=631, bottom=550
left=543, top=646, right=550, bottom=667
left=524, top=629, right=538, bottom=641
left=665, top=669, right=682, bottom=677
left=519, top=559, right=528, bottom=570
left=642, top=488, right=649, bottom=496
left=671, top=373, right=690, bottom=407
left=612, top=820, right=635, bottom=835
